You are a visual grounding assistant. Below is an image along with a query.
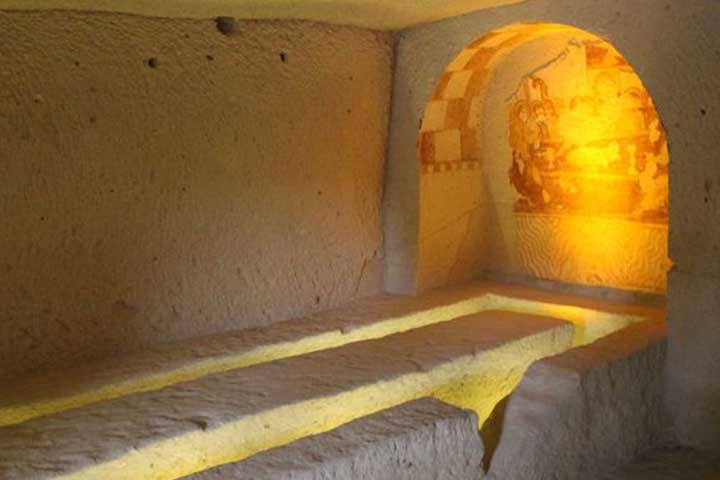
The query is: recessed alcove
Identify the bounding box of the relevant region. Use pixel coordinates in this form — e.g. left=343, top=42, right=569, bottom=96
left=1, top=3, right=719, bottom=479
left=417, top=23, right=670, bottom=295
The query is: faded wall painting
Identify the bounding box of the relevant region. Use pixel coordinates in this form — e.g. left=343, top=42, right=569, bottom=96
left=505, top=40, right=670, bottom=292
left=509, top=44, right=668, bottom=221
left=417, top=24, right=670, bottom=294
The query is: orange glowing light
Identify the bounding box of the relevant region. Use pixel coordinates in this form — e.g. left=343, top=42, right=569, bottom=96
left=508, top=42, right=668, bottom=221
left=506, top=36, right=670, bottom=292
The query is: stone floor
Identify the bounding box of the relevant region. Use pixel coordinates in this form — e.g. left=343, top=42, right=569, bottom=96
left=594, top=447, right=720, bottom=480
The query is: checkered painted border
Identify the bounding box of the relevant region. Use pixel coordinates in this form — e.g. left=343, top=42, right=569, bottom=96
left=418, top=24, right=577, bottom=175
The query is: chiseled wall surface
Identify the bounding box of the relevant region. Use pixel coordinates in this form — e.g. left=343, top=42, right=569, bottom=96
left=0, top=12, right=393, bottom=381
left=387, top=0, right=720, bottom=452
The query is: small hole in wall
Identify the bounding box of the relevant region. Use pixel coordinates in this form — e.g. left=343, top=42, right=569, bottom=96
left=147, top=57, right=159, bottom=69
left=704, top=182, right=712, bottom=204
left=206, top=54, right=215, bottom=61
left=315, top=296, right=321, bottom=304
left=279, top=52, right=288, bottom=63
left=700, top=108, right=707, bottom=116
left=215, top=16, right=237, bottom=35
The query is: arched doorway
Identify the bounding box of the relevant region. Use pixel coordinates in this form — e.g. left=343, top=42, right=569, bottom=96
left=417, top=23, right=670, bottom=294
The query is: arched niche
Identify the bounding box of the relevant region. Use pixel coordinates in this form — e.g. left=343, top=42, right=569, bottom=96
left=415, top=23, right=670, bottom=294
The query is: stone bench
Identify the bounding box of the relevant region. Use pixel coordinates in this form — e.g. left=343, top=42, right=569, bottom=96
left=183, top=398, right=484, bottom=480
left=0, top=281, right=654, bottom=428
left=487, top=318, right=668, bottom=480
left=0, top=310, right=572, bottom=479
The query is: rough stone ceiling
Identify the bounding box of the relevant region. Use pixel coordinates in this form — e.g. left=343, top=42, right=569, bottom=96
left=0, top=0, right=528, bottom=30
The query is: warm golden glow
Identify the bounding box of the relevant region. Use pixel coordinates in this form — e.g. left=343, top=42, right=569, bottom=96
left=508, top=43, right=668, bottom=221
left=484, top=293, right=641, bottom=346
left=506, top=38, right=670, bottom=292
left=0, top=292, right=642, bottom=427
left=418, top=23, right=670, bottom=293
left=54, top=322, right=572, bottom=480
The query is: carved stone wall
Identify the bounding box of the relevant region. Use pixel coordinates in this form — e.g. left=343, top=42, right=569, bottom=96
left=515, top=214, right=669, bottom=292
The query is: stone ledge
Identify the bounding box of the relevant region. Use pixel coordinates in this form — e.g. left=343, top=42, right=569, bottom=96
left=0, top=311, right=572, bottom=480
left=0, top=281, right=657, bottom=427
left=487, top=318, right=668, bottom=480
left=183, top=397, right=484, bottom=480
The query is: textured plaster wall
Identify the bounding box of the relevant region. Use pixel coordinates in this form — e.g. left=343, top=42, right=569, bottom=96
left=386, top=0, right=720, bottom=452
left=0, top=12, right=393, bottom=381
